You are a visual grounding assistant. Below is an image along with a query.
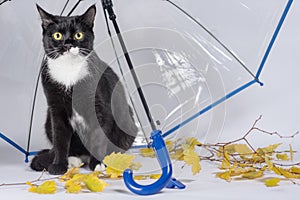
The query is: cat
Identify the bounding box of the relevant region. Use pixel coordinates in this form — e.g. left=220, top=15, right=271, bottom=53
left=30, top=4, right=138, bottom=175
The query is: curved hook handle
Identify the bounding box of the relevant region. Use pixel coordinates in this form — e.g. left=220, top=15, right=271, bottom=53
left=123, top=130, right=173, bottom=195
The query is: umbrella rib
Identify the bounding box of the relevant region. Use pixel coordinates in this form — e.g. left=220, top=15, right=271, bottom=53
left=0, top=0, right=11, bottom=6
left=60, top=0, right=70, bottom=16
left=67, top=0, right=83, bottom=17
left=165, top=0, right=260, bottom=83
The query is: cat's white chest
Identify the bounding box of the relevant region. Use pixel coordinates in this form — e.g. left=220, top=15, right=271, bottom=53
left=47, top=50, right=89, bottom=88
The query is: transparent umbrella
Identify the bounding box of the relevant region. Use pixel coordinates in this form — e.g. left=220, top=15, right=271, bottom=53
left=0, top=0, right=293, bottom=195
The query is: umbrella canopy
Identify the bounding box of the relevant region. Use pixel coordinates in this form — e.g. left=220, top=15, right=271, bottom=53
left=0, top=0, right=292, bottom=164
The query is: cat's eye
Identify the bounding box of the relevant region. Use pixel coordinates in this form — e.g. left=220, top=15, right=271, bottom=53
left=53, top=32, right=63, bottom=41
left=74, top=32, right=84, bottom=40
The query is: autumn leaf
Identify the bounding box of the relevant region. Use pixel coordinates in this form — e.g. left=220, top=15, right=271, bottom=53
left=150, top=174, right=161, bottom=179
left=182, top=137, right=201, bottom=151
left=242, top=170, right=263, bottom=179
left=220, top=152, right=231, bottom=169
left=265, top=178, right=280, bottom=187
left=103, top=152, right=136, bottom=178
left=166, top=140, right=175, bottom=151
left=216, top=171, right=231, bottom=182
left=257, top=143, right=281, bottom=155
left=234, top=144, right=253, bottom=155
left=183, top=149, right=201, bottom=175
left=272, top=166, right=300, bottom=179
left=27, top=181, right=57, bottom=194
left=59, top=166, right=80, bottom=181
left=170, top=149, right=184, bottom=161
left=134, top=174, right=161, bottom=180
left=265, top=156, right=274, bottom=170
left=66, top=182, right=82, bottom=193
left=276, top=153, right=289, bottom=161
left=230, top=166, right=255, bottom=177
left=140, top=148, right=155, bottom=158
left=84, top=175, right=109, bottom=192
left=129, top=162, right=142, bottom=171
left=133, top=175, right=147, bottom=180
left=64, top=174, right=85, bottom=189
left=237, top=163, right=254, bottom=168
left=289, top=166, right=300, bottom=174
left=223, top=144, right=236, bottom=154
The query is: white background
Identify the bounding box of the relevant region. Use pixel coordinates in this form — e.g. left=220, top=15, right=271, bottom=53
left=0, top=0, right=300, bottom=199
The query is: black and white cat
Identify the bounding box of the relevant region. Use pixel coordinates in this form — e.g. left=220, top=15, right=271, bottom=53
left=30, top=4, right=137, bottom=175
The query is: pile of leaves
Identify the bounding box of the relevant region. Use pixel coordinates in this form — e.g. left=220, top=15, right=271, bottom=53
left=140, top=116, right=300, bottom=187
left=214, top=143, right=300, bottom=186
left=141, top=137, right=201, bottom=175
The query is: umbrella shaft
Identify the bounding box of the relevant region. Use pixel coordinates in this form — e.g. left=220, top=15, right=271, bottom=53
left=102, top=0, right=157, bottom=131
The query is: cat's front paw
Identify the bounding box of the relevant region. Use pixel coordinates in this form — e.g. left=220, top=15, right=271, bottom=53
left=48, top=163, right=68, bottom=175
left=30, top=149, right=53, bottom=171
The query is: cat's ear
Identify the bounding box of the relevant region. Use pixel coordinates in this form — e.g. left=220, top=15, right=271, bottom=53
left=36, top=4, right=54, bottom=29
left=81, top=5, right=96, bottom=28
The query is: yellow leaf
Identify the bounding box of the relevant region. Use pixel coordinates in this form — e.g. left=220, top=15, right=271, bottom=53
left=59, top=167, right=80, bottom=181
left=234, top=144, right=253, bottom=155
left=166, top=140, right=175, bottom=151
left=150, top=174, right=161, bottom=179
left=289, top=167, right=300, bottom=174
left=276, top=153, right=289, bottom=161
left=220, top=152, right=231, bottom=169
left=129, top=162, right=142, bottom=171
left=265, top=156, right=274, bottom=170
left=103, top=152, right=136, bottom=178
left=84, top=175, right=108, bottom=192
left=140, top=148, right=155, bottom=158
left=183, top=149, right=201, bottom=175
left=64, top=174, right=85, bottom=188
left=66, top=183, right=82, bottom=193
left=230, top=166, right=255, bottom=177
left=227, top=162, right=239, bottom=176
left=106, top=167, right=123, bottom=178
left=258, top=143, right=281, bottom=155
left=134, top=175, right=147, bottom=180
left=237, top=163, right=254, bottom=168
left=170, top=149, right=184, bottom=161
left=222, top=144, right=236, bottom=155
left=250, top=153, right=265, bottom=163
left=242, top=170, right=263, bottom=179
left=28, top=180, right=57, bottom=194
left=289, top=144, right=293, bottom=161
left=216, top=171, right=231, bottom=182
left=273, top=167, right=300, bottom=179
left=265, top=178, right=280, bottom=187
left=182, top=137, right=201, bottom=151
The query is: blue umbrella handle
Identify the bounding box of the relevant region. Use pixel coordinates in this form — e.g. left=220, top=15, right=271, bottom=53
left=123, top=130, right=173, bottom=195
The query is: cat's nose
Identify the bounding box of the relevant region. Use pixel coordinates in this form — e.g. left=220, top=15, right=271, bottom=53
left=64, top=44, right=73, bottom=51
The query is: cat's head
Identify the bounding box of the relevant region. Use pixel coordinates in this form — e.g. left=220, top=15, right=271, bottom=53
left=37, top=4, right=96, bottom=59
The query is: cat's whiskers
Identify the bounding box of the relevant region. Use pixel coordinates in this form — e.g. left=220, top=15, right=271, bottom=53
left=46, top=48, right=61, bottom=59
left=79, top=48, right=93, bottom=56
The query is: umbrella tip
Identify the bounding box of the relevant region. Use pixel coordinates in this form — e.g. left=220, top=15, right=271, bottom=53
left=255, top=78, right=264, bottom=86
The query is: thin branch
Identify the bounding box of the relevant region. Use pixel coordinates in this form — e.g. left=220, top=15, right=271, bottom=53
left=0, top=170, right=59, bottom=187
